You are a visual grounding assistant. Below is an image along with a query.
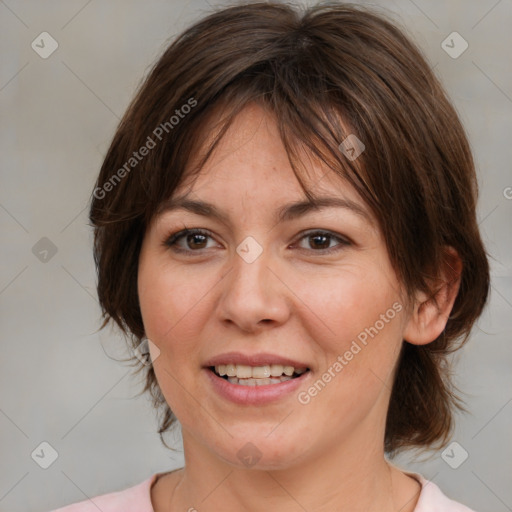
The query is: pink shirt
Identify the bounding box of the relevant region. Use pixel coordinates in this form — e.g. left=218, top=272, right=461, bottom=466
left=51, top=471, right=476, bottom=511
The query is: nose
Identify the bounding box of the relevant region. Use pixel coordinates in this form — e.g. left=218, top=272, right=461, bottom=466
left=217, top=242, right=291, bottom=333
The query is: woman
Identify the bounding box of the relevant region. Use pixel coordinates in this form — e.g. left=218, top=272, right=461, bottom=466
left=54, top=2, right=490, bottom=510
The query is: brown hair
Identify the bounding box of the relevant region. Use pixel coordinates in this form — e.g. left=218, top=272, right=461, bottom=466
left=89, top=1, right=490, bottom=455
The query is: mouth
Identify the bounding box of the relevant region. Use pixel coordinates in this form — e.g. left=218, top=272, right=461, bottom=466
left=208, top=365, right=310, bottom=386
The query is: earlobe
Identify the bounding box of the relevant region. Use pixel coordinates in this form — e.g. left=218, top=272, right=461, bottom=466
left=403, top=247, right=462, bottom=346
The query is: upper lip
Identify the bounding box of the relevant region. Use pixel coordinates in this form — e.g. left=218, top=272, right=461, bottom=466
left=204, top=352, right=310, bottom=369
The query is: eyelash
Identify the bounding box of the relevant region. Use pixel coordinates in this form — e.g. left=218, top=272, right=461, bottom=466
left=163, top=228, right=351, bottom=255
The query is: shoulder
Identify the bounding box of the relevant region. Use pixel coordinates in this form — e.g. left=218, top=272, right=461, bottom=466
left=409, top=472, right=477, bottom=512
left=50, top=473, right=158, bottom=512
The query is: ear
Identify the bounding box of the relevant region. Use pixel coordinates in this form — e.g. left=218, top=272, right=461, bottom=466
left=403, top=246, right=462, bottom=346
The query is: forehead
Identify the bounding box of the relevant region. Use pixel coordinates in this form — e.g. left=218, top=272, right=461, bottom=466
left=159, top=103, right=376, bottom=232
left=158, top=161, right=375, bottom=234
left=171, top=102, right=368, bottom=208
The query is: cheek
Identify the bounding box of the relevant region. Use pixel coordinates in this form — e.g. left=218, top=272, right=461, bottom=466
left=137, top=257, right=212, bottom=415
left=299, top=265, right=400, bottom=342
left=297, top=266, right=404, bottom=402
left=138, top=265, right=174, bottom=339
left=300, top=276, right=403, bottom=428
left=137, top=257, right=215, bottom=350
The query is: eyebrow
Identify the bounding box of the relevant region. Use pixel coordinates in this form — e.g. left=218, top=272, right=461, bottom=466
left=159, top=195, right=372, bottom=225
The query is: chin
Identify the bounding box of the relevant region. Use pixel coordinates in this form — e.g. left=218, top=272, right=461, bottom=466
left=211, top=433, right=309, bottom=472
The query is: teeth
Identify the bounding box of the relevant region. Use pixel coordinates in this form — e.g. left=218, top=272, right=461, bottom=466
left=270, top=364, right=283, bottom=377
left=236, top=364, right=253, bottom=379
left=215, top=364, right=308, bottom=379
left=225, top=364, right=236, bottom=377
left=283, top=366, right=294, bottom=376
left=252, top=365, right=271, bottom=378
left=227, top=376, right=294, bottom=385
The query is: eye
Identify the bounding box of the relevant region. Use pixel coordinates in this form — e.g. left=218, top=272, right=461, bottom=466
left=164, top=228, right=218, bottom=253
left=164, top=228, right=350, bottom=255
left=293, top=230, right=350, bottom=254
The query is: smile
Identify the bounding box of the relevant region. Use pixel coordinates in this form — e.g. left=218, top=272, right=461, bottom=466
left=205, top=366, right=312, bottom=405
left=212, top=364, right=308, bottom=385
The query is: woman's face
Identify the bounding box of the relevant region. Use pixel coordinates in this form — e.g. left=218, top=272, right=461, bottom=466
left=138, top=103, right=411, bottom=470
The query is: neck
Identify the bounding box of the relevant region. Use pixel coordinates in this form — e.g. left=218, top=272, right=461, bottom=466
left=164, top=430, right=420, bottom=512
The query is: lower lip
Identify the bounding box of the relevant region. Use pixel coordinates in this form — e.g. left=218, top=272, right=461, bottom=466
left=204, top=368, right=311, bottom=405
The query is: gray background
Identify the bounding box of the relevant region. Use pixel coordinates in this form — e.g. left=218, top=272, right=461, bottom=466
left=0, top=1, right=511, bottom=511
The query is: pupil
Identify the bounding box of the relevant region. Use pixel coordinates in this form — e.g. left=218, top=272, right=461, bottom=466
left=311, top=234, right=329, bottom=249
left=189, top=234, right=206, bottom=249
